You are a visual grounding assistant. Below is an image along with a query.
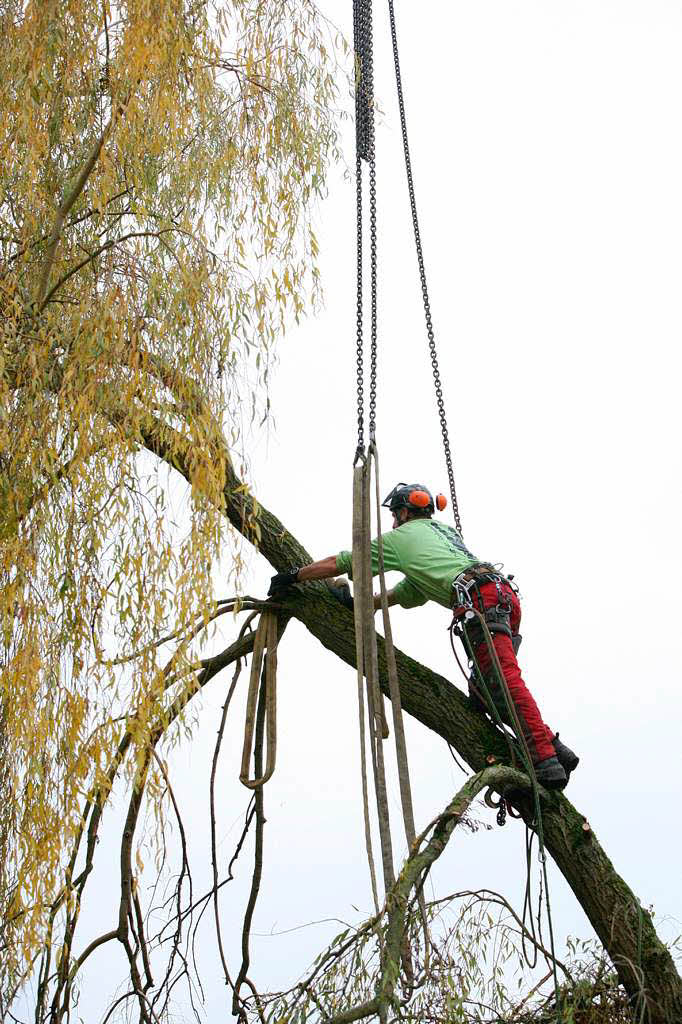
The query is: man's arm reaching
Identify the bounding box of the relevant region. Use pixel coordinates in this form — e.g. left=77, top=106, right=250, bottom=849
left=267, top=556, right=338, bottom=595
left=297, top=556, right=338, bottom=581
left=268, top=555, right=401, bottom=610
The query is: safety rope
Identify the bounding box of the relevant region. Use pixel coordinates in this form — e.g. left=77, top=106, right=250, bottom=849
left=454, top=603, right=562, bottom=1015
left=387, top=0, right=462, bottom=535
left=239, top=611, right=278, bottom=789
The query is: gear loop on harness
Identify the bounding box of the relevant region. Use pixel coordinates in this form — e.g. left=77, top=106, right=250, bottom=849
left=451, top=567, right=516, bottom=647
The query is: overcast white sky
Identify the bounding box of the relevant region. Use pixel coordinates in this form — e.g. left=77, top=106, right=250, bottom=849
left=52, top=3, right=682, bottom=1021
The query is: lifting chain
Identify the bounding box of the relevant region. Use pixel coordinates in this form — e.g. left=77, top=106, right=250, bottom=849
left=388, top=0, right=463, bottom=535
left=353, top=0, right=377, bottom=461
left=353, top=0, right=373, bottom=161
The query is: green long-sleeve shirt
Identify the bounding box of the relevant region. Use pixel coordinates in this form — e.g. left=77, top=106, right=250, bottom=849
left=336, top=518, right=479, bottom=609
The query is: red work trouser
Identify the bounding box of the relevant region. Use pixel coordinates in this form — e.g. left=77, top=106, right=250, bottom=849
left=464, top=581, right=555, bottom=764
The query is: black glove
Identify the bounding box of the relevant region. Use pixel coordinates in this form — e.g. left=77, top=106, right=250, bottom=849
left=328, top=580, right=354, bottom=612
left=268, top=568, right=300, bottom=596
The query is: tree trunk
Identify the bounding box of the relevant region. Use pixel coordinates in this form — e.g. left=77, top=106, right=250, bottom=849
left=138, top=432, right=682, bottom=1023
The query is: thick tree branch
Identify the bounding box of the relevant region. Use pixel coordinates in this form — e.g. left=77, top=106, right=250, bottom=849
left=135, top=421, right=681, bottom=1023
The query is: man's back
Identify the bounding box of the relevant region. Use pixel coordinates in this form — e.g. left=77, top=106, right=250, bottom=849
left=337, top=518, right=478, bottom=609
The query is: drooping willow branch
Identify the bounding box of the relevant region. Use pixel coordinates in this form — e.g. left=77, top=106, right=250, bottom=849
left=35, top=610, right=288, bottom=1024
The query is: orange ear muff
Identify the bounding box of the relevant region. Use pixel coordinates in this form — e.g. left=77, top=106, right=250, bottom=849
left=436, top=494, right=447, bottom=512
left=409, top=490, right=431, bottom=508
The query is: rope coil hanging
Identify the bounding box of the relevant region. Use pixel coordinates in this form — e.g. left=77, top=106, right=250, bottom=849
left=456, top=606, right=561, bottom=999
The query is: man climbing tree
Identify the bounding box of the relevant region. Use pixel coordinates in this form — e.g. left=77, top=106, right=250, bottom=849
left=2, top=1, right=682, bottom=1022
left=269, top=481, right=579, bottom=790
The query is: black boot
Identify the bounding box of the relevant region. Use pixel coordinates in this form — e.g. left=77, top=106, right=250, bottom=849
left=534, top=755, right=567, bottom=791
left=552, top=733, right=579, bottom=778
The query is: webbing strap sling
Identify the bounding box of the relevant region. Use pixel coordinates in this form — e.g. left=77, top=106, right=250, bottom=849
left=239, top=610, right=278, bottom=790
left=370, top=443, right=418, bottom=851
left=353, top=459, right=394, bottom=897
left=370, top=441, right=429, bottom=956
left=353, top=450, right=425, bottom=911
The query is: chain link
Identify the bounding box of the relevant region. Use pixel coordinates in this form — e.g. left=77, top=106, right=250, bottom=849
left=353, top=0, right=364, bottom=458
left=355, top=153, right=365, bottom=459
left=387, top=0, right=463, bottom=535
left=353, top=0, right=378, bottom=457
left=353, top=0, right=372, bottom=161
left=367, top=2, right=378, bottom=444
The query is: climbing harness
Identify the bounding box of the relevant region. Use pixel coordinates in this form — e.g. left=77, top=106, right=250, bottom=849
left=239, top=610, right=278, bottom=789
left=449, top=583, right=561, bottom=1000
left=452, top=570, right=523, bottom=709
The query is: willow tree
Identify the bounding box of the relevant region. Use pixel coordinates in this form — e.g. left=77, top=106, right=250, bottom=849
left=0, top=0, right=338, bottom=1011
left=1, top=2, right=681, bottom=1024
